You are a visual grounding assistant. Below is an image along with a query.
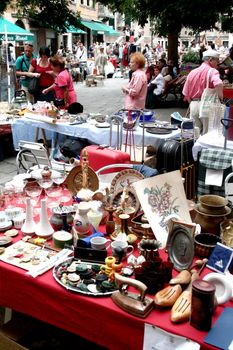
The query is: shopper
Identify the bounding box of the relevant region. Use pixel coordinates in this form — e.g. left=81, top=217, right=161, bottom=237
left=182, top=49, right=223, bottom=135
left=95, top=45, right=108, bottom=76
left=42, top=55, right=77, bottom=109
left=15, top=42, right=37, bottom=102
left=28, top=46, right=55, bottom=102
left=122, top=52, right=147, bottom=110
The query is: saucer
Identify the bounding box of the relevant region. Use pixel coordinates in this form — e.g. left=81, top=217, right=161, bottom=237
left=0, top=236, right=12, bottom=247
left=95, top=122, right=110, bottom=128
left=0, top=221, right=13, bottom=232
left=195, top=205, right=231, bottom=217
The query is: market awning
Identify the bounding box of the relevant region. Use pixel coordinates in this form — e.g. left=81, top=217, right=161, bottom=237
left=81, top=20, right=120, bottom=36
left=65, top=25, right=86, bottom=34
left=0, top=17, right=34, bottom=41
left=81, top=20, right=108, bottom=33
left=98, top=23, right=120, bottom=36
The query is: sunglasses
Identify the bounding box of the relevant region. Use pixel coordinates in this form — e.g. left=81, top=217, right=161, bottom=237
left=25, top=43, right=33, bottom=47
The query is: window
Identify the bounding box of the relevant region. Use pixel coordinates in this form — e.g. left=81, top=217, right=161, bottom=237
left=80, top=0, right=84, bottom=4
left=87, top=0, right=90, bottom=5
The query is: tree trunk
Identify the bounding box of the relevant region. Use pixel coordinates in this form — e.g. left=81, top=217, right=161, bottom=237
left=168, top=32, right=179, bottom=67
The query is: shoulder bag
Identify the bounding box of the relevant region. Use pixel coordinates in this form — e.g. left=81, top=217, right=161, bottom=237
left=28, top=59, right=39, bottom=95
left=199, top=68, right=220, bottom=119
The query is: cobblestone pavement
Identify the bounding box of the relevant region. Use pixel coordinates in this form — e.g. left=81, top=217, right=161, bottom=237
left=0, top=77, right=187, bottom=186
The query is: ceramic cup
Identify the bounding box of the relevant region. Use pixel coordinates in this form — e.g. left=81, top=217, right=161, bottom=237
left=111, top=240, right=134, bottom=260
left=13, top=214, right=26, bottom=229
left=5, top=207, right=23, bottom=221
left=90, top=237, right=111, bottom=250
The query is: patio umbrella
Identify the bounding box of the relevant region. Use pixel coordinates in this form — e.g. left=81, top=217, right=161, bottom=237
left=0, top=17, right=34, bottom=41
left=0, top=17, right=34, bottom=103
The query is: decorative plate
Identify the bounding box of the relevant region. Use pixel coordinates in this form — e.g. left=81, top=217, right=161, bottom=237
left=167, top=222, right=195, bottom=271
left=53, top=258, right=117, bottom=296
left=110, top=169, right=144, bottom=194
left=64, top=165, right=99, bottom=195
left=146, top=127, right=172, bottom=134
left=109, top=187, right=140, bottom=214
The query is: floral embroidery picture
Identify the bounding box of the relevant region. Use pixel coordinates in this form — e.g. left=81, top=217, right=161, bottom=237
left=144, top=182, right=179, bottom=227
left=133, top=170, right=191, bottom=248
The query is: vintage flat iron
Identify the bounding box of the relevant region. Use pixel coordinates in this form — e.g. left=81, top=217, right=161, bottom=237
left=111, top=273, right=154, bottom=318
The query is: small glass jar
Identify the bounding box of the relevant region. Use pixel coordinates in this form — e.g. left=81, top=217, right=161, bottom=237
left=190, top=279, right=216, bottom=331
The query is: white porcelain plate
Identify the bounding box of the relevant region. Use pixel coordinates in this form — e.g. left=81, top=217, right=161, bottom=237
left=0, top=221, right=13, bottom=232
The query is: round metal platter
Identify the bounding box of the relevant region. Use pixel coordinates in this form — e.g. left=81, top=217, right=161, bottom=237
left=167, top=227, right=194, bottom=271
left=146, top=127, right=172, bottom=134
left=53, top=258, right=117, bottom=297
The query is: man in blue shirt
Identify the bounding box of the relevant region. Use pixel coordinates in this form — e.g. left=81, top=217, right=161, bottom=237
left=15, top=43, right=37, bottom=102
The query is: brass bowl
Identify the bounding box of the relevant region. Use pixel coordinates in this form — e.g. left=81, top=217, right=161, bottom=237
left=199, top=195, right=228, bottom=213
left=194, top=233, right=221, bottom=258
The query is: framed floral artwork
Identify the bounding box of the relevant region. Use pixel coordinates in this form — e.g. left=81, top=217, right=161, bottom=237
left=133, top=170, right=192, bottom=248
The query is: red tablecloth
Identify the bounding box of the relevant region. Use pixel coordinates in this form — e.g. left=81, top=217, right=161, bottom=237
left=0, top=233, right=232, bottom=350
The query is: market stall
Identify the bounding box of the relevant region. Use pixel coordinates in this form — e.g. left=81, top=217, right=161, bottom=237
left=0, top=158, right=232, bottom=350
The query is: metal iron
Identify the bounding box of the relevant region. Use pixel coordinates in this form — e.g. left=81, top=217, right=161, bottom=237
left=111, top=273, right=154, bottom=318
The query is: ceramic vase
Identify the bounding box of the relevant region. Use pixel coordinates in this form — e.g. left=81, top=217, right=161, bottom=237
left=21, top=197, right=36, bottom=236
left=87, top=209, right=103, bottom=231
left=74, top=202, right=91, bottom=236
left=35, top=199, right=54, bottom=238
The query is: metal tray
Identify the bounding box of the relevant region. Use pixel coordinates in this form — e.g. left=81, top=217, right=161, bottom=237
left=53, top=258, right=117, bottom=297
left=167, top=224, right=194, bottom=271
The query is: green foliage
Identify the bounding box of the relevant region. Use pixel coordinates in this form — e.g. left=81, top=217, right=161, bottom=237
left=0, top=0, right=80, bottom=32
left=98, top=0, right=233, bottom=36
left=182, top=51, right=200, bottom=64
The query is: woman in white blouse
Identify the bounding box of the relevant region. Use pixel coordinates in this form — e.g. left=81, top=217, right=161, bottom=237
left=145, top=66, right=165, bottom=109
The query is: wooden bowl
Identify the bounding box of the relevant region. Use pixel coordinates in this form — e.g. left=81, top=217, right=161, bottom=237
left=194, top=233, right=221, bottom=258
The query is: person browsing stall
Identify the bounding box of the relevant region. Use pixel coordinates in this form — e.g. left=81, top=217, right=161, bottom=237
left=42, top=55, right=76, bottom=109
left=122, top=52, right=147, bottom=110
left=28, top=46, right=55, bottom=102
left=182, top=49, right=223, bottom=135
left=15, top=43, right=37, bottom=102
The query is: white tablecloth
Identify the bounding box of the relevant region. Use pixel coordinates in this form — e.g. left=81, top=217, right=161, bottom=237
left=192, top=133, right=233, bottom=161
left=12, top=117, right=181, bottom=150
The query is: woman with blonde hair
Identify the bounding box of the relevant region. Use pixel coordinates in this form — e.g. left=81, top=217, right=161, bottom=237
left=42, top=55, right=77, bottom=109
left=122, top=52, right=147, bottom=110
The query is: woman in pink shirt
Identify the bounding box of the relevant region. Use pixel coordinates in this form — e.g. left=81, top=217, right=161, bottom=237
left=42, top=55, right=76, bottom=108
left=122, top=52, right=147, bottom=110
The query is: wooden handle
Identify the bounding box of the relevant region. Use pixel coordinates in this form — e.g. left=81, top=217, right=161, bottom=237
left=114, top=273, right=147, bottom=301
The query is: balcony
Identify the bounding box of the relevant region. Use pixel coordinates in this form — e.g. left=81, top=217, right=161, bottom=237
left=98, top=4, right=114, bottom=19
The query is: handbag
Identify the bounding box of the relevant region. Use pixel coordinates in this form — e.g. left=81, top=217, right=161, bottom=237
left=199, top=68, right=220, bottom=119
left=28, top=76, right=39, bottom=95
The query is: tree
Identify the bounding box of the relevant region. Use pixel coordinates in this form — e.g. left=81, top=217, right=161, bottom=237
left=97, top=0, right=233, bottom=65
left=0, top=0, right=80, bottom=32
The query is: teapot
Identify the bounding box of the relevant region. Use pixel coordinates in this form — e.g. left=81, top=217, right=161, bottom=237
left=50, top=204, right=74, bottom=230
